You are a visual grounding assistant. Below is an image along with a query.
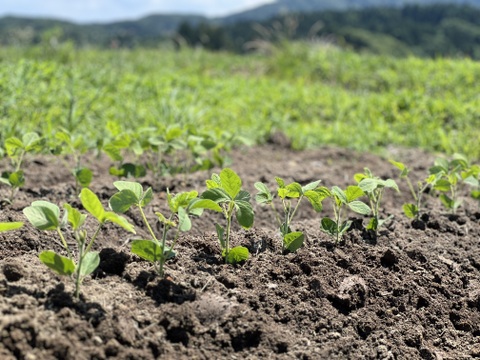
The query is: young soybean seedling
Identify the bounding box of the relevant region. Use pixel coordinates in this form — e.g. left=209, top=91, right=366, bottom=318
left=201, top=168, right=254, bottom=264
left=23, top=188, right=135, bottom=299
left=255, top=177, right=327, bottom=253
left=1, top=132, right=43, bottom=204
left=390, top=160, right=439, bottom=220
left=321, top=186, right=371, bottom=244
left=109, top=181, right=221, bottom=277
left=429, top=154, right=470, bottom=214
left=354, top=168, right=399, bottom=236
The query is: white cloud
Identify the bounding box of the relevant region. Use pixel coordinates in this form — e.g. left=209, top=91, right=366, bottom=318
left=0, top=0, right=275, bottom=23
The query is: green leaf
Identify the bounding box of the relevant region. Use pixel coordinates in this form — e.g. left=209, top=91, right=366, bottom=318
left=39, top=251, right=75, bottom=276
left=74, top=167, right=93, bottom=188
left=215, top=224, right=225, bottom=249
left=348, top=201, right=371, bottom=215
left=141, top=187, right=153, bottom=207
left=358, top=178, right=378, bottom=193
left=79, top=252, right=100, bottom=277
left=188, top=198, right=222, bottom=213
left=201, top=188, right=230, bottom=203
left=439, top=194, right=455, bottom=210
left=219, top=168, right=242, bottom=199
left=434, top=179, right=452, bottom=192
left=403, top=203, right=418, bottom=219
left=283, top=231, right=304, bottom=253
left=168, top=191, right=198, bottom=213
left=109, top=189, right=139, bottom=213
left=103, top=212, right=136, bottom=233
left=0, top=222, right=23, bottom=232
left=80, top=188, right=105, bottom=222
left=22, top=132, right=41, bottom=152
left=332, top=186, right=348, bottom=204
left=353, top=173, right=368, bottom=183
left=275, top=177, right=285, bottom=188
left=366, top=217, right=378, bottom=231
left=472, top=190, right=480, bottom=201
left=63, top=204, right=86, bottom=231
left=321, top=217, right=337, bottom=236
left=23, top=204, right=60, bottom=230
left=131, top=240, right=163, bottom=263
left=113, top=181, right=143, bottom=202
left=345, top=185, right=364, bottom=202
left=225, top=246, right=249, bottom=264
left=235, top=200, right=254, bottom=229
left=284, top=182, right=303, bottom=198
left=339, top=221, right=352, bottom=235
left=389, top=160, right=408, bottom=177
left=384, top=179, right=399, bottom=191
left=156, top=212, right=176, bottom=227
left=5, top=137, right=23, bottom=157
left=255, top=182, right=274, bottom=204
left=302, top=180, right=321, bottom=192
left=177, top=207, right=191, bottom=232
left=304, top=190, right=323, bottom=212
left=9, top=171, right=25, bottom=188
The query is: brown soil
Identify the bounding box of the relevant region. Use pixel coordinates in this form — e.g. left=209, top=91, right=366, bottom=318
left=1, top=145, right=480, bottom=359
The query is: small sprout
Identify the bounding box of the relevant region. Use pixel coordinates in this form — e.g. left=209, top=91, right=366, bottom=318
left=23, top=188, right=135, bottom=299
left=428, top=154, right=470, bottom=214
left=255, top=177, right=327, bottom=253
left=201, top=168, right=254, bottom=264
left=390, top=159, right=439, bottom=220
left=1, top=132, right=43, bottom=203
left=354, top=168, right=399, bottom=236
left=110, top=181, right=221, bottom=276
left=321, top=186, right=371, bottom=243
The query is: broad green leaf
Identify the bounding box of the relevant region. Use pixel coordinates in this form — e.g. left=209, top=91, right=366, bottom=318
left=321, top=218, right=337, bottom=236
left=188, top=198, right=222, bottom=212
left=302, top=180, right=321, bottom=192
left=283, top=232, right=304, bottom=253
left=384, top=179, right=399, bottom=191
left=169, top=191, right=198, bottom=213
left=463, top=175, right=479, bottom=187
left=358, top=178, right=378, bottom=193
left=472, top=190, right=480, bottom=200
left=389, top=159, right=408, bottom=176
left=345, top=185, right=364, bottom=202
left=23, top=205, right=60, bottom=230
left=235, top=200, right=254, bottom=229
left=39, top=251, right=75, bottom=276
left=22, top=132, right=41, bottom=151
left=439, top=194, right=455, bottom=210
left=113, top=181, right=143, bottom=202
left=354, top=173, right=368, bottom=183
left=31, top=201, right=61, bottom=218
left=348, top=201, right=371, bottom=215
left=403, top=203, right=418, bottom=219
left=220, top=168, right=242, bottom=199
left=201, top=188, right=230, bottom=203
left=255, top=182, right=273, bottom=204
left=80, top=188, right=105, bottom=222
left=304, top=190, right=323, bottom=212
left=215, top=224, right=225, bottom=249
left=109, top=189, right=139, bottom=213
left=132, top=240, right=163, bottom=263
left=366, top=217, right=379, bottom=231
left=332, top=186, right=347, bottom=204
left=103, top=212, right=136, bottom=233
left=339, top=221, right=353, bottom=235
left=103, top=144, right=123, bottom=162
left=79, top=251, right=100, bottom=277
left=433, top=158, right=449, bottom=172
left=235, top=190, right=251, bottom=202
left=206, top=173, right=221, bottom=189
left=275, top=177, right=285, bottom=188
left=434, top=179, right=452, bottom=192
left=74, top=168, right=93, bottom=188
left=284, top=182, right=303, bottom=198
left=63, top=204, right=86, bottom=230
left=9, top=171, right=25, bottom=188
left=225, top=246, right=249, bottom=264
left=0, top=222, right=23, bottom=232
left=177, top=207, right=191, bottom=232
left=5, top=137, right=23, bottom=157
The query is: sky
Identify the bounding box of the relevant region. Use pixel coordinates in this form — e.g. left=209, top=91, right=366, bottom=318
left=0, top=0, right=276, bottom=23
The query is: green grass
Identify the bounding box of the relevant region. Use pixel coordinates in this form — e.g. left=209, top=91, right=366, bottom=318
left=1, top=42, right=480, bottom=160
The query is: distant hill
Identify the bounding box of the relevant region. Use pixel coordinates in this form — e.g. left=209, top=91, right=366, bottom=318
left=220, top=0, right=480, bottom=23
left=2, top=0, right=480, bottom=48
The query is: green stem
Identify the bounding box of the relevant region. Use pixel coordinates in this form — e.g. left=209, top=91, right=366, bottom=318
left=57, top=227, right=73, bottom=260
left=74, top=231, right=85, bottom=299
left=139, top=205, right=158, bottom=242
left=158, top=216, right=172, bottom=277
left=288, top=196, right=304, bottom=225
left=225, top=203, right=234, bottom=259
left=85, top=223, right=102, bottom=255
left=406, top=176, right=418, bottom=202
